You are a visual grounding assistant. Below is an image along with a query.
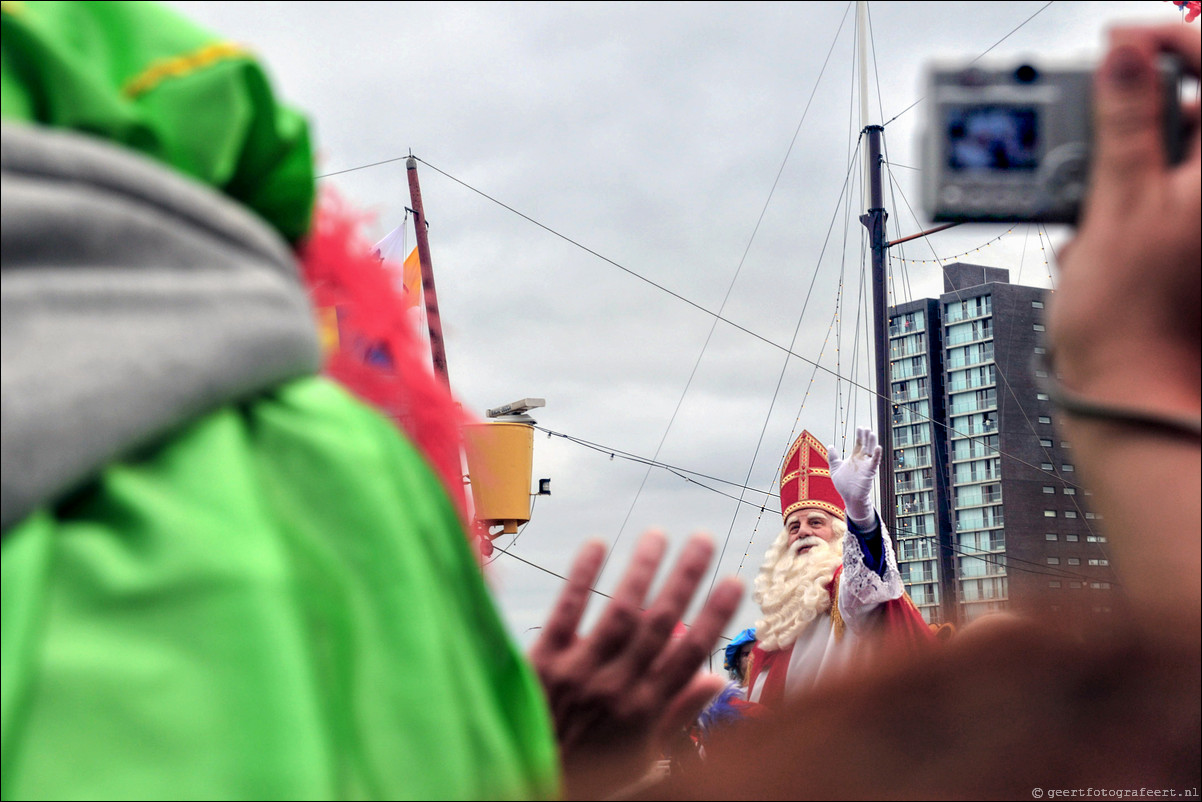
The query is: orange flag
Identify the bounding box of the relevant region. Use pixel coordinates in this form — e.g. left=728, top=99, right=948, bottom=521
left=372, top=224, right=422, bottom=310
left=401, top=245, right=422, bottom=309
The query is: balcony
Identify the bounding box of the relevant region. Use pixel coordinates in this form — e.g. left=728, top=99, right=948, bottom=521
left=945, top=326, right=994, bottom=346
left=890, top=361, right=926, bottom=380
left=948, top=394, right=998, bottom=415
left=955, top=489, right=1003, bottom=508
left=946, top=348, right=996, bottom=369
left=892, top=386, right=928, bottom=403
left=956, top=515, right=1004, bottom=530
left=952, top=438, right=999, bottom=461
left=947, top=378, right=995, bottom=393
left=889, top=343, right=926, bottom=359
left=889, top=319, right=925, bottom=337
left=944, top=299, right=993, bottom=323
left=898, top=500, right=935, bottom=516
left=955, top=470, right=1002, bottom=485
left=903, top=569, right=937, bottom=584
left=895, top=479, right=934, bottom=493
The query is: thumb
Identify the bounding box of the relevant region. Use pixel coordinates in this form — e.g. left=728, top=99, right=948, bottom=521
left=1089, top=39, right=1164, bottom=213
left=655, top=673, right=727, bottom=748
left=827, top=444, right=844, bottom=472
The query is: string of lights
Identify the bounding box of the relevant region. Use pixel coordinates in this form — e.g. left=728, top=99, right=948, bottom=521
left=892, top=227, right=1017, bottom=265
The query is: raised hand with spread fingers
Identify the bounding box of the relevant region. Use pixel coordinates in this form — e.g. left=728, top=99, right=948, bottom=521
left=528, top=530, right=743, bottom=799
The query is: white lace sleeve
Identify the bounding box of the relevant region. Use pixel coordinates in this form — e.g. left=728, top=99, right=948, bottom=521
left=838, top=523, right=905, bottom=634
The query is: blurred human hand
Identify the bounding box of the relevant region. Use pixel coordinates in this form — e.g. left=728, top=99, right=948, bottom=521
left=1046, top=24, right=1201, bottom=621
left=1048, top=24, right=1201, bottom=416
left=528, top=530, right=742, bottom=799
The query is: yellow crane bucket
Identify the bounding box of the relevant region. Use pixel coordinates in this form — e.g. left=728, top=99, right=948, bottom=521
left=462, top=421, right=533, bottom=536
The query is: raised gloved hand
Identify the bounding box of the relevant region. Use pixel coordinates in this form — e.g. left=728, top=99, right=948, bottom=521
left=828, top=427, right=883, bottom=528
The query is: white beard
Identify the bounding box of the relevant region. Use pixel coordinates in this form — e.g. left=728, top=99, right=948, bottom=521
left=753, top=524, right=845, bottom=652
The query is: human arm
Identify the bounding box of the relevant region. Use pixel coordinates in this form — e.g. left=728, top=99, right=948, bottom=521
left=827, top=427, right=882, bottom=529
left=829, top=426, right=894, bottom=590
left=527, top=530, right=743, bottom=800
left=828, top=429, right=926, bottom=635
left=1045, top=24, right=1201, bottom=619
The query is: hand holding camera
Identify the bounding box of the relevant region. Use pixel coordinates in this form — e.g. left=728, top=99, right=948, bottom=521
left=923, top=52, right=1188, bottom=223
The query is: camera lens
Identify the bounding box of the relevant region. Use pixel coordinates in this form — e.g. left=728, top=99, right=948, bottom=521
left=1014, top=65, right=1039, bottom=83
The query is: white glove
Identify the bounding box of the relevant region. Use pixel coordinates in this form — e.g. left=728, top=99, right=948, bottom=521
left=828, top=427, right=883, bottom=528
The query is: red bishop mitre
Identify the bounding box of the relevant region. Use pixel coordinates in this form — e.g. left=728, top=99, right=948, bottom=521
left=780, top=430, right=846, bottom=522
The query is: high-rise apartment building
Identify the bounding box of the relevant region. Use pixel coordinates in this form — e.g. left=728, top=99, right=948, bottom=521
left=889, top=263, right=1120, bottom=627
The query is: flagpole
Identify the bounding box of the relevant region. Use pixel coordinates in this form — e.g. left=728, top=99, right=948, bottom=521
left=406, top=156, right=451, bottom=388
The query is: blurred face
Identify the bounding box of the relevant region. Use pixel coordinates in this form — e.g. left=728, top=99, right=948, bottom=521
left=785, top=508, right=836, bottom=554
left=738, top=644, right=753, bottom=677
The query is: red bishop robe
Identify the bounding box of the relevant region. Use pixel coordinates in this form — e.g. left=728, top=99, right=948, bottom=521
left=747, top=563, right=933, bottom=708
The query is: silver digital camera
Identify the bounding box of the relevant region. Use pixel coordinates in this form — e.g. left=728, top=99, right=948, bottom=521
left=922, top=58, right=1186, bottom=224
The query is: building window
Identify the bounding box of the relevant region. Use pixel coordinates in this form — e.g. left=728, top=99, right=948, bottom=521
left=1060, top=441, right=1071, bottom=448
left=1042, top=486, right=1055, bottom=494
left=1038, top=415, right=1052, bottom=424
left=1032, top=300, right=1045, bottom=309
left=1040, top=438, right=1053, bottom=447
left=1070, top=581, right=1082, bottom=589
left=1087, top=535, right=1107, bottom=543
left=1089, top=558, right=1110, bottom=566
left=1067, top=558, right=1081, bottom=566
left=1065, top=510, right=1078, bottom=519
left=1049, top=580, right=1061, bottom=588
left=1091, top=582, right=1112, bottom=590
left=1045, top=533, right=1058, bottom=541
left=1063, top=463, right=1075, bottom=472
left=1066, top=534, right=1079, bottom=543
left=1085, top=512, right=1098, bottom=520
left=1034, top=346, right=1047, bottom=355
left=1047, top=557, right=1061, bottom=565
left=1041, top=462, right=1054, bottom=470
left=1044, top=510, right=1056, bottom=518
left=1035, top=370, right=1049, bottom=379
left=1064, top=488, right=1076, bottom=495
left=1033, top=323, right=1046, bottom=332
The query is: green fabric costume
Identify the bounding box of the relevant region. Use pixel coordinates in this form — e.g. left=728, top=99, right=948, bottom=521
left=1, top=0, right=314, bottom=242
left=2, top=380, right=558, bottom=800
left=1, top=3, right=560, bottom=798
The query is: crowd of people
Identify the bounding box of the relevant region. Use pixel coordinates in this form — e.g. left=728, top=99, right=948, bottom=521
left=2, top=2, right=1198, bottom=799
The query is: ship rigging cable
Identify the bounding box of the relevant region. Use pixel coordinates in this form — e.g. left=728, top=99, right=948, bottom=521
left=416, top=156, right=1089, bottom=493
left=880, top=1, right=1055, bottom=127
left=598, top=0, right=855, bottom=586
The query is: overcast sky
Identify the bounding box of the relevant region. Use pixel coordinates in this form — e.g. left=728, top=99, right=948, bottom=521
left=169, top=0, right=1178, bottom=656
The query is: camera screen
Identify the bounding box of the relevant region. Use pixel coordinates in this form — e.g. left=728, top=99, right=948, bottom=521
left=946, top=106, right=1039, bottom=172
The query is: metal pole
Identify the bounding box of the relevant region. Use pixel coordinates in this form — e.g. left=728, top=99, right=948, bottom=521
left=859, top=124, right=895, bottom=537
left=406, top=156, right=451, bottom=388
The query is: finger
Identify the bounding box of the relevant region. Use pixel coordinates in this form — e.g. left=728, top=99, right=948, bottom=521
left=827, top=444, right=844, bottom=473
left=1184, top=97, right=1202, bottom=165
left=585, top=529, right=668, bottom=662
left=1088, top=37, right=1165, bottom=215
left=856, top=426, right=870, bottom=459
left=1118, top=23, right=1202, bottom=77
left=530, top=539, right=606, bottom=660
left=619, top=532, right=716, bottom=674
left=648, top=575, right=743, bottom=697
left=864, top=428, right=878, bottom=457
left=653, top=672, right=730, bottom=748
left=867, top=444, right=883, bottom=474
